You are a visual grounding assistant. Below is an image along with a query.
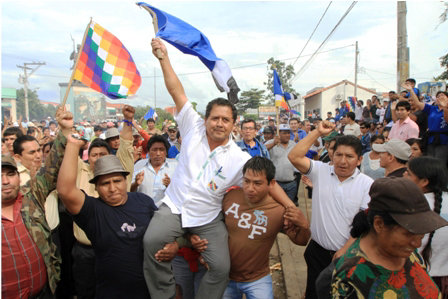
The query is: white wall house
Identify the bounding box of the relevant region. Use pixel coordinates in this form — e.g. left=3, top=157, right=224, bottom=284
left=302, top=80, right=377, bottom=118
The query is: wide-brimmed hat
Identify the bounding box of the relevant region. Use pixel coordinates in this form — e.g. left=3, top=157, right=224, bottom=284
left=105, top=128, right=120, bottom=139
left=2, top=155, right=17, bottom=171
left=369, top=177, right=448, bottom=234
left=89, top=155, right=129, bottom=184
left=372, top=138, right=411, bottom=161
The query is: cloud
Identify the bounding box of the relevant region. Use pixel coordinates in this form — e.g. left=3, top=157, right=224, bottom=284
left=2, top=0, right=447, bottom=114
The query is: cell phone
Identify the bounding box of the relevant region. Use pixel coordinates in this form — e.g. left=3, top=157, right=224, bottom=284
left=71, top=133, right=80, bottom=139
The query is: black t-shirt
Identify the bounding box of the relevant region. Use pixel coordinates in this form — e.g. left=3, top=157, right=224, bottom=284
left=413, top=110, right=428, bottom=138
left=370, top=105, right=378, bottom=122
left=73, top=192, right=157, bottom=299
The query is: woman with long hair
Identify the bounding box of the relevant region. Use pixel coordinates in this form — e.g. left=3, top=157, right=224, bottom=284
left=405, top=156, right=448, bottom=298
left=331, top=177, right=447, bottom=298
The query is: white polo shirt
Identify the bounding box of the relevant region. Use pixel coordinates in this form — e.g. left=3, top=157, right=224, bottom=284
left=162, top=102, right=251, bottom=227
left=305, top=160, right=373, bottom=251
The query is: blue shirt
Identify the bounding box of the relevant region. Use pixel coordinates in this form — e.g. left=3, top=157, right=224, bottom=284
left=168, top=145, right=180, bottom=158
left=423, top=104, right=448, bottom=145
left=290, top=130, right=307, bottom=142
left=236, top=139, right=270, bottom=158
left=405, top=87, right=420, bottom=99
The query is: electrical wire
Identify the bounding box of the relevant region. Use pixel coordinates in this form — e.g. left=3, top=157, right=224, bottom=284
left=291, top=1, right=358, bottom=83
left=290, top=1, right=332, bottom=68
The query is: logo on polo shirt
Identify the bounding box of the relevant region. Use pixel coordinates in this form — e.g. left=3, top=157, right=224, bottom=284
left=208, top=179, right=218, bottom=191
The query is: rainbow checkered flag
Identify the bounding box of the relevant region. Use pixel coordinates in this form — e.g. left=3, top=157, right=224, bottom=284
left=73, top=21, right=141, bottom=99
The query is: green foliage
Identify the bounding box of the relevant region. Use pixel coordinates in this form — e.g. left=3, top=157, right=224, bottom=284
left=191, top=101, right=198, bottom=111
left=134, top=106, right=174, bottom=129
left=16, top=88, right=57, bottom=121
left=264, top=57, right=298, bottom=105
left=243, top=114, right=259, bottom=121
left=435, top=53, right=448, bottom=81
left=134, top=106, right=150, bottom=120
left=235, top=88, right=264, bottom=115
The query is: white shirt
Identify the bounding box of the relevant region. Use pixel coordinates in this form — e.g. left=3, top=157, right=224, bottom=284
left=162, top=102, right=251, bottom=227
left=376, top=107, right=386, bottom=123
left=419, top=192, right=448, bottom=276
left=132, top=158, right=178, bottom=205
left=305, top=160, right=373, bottom=251
left=343, top=122, right=361, bottom=137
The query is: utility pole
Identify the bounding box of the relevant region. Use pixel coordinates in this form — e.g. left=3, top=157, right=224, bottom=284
left=17, top=62, right=45, bottom=120
left=354, top=41, right=359, bottom=98
left=397, top=1, right=409, bottom=92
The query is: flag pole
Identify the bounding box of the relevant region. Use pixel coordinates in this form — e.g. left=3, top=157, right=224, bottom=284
left=276, top=106, right=280, bottom=136
left=62, top=18, right=92, bottom=108
left=138, top=4, right=163, bottom=59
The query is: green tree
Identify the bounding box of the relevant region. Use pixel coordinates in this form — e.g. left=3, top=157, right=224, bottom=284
left=191, top=102, right=198, bottom=111
left=435, top=53, right=448, bottom=81
left=264, top=57, right=298, bottom=105
left=235, top=88, right=265, bottom=115
left=16, top=88, right=46, bottom=121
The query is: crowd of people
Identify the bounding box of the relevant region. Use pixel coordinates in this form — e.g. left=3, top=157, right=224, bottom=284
left=2, top=38, right=448, bottom=299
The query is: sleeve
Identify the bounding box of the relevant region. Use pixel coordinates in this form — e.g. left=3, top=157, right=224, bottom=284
left=331, top=277, right=359, bottom=299
left=72, top=194, right=97, bottom=242
left=116, top=136, right=135, bottom=191
left=305, top=160, right=324, bottom=182
left=355, top=126, right=361, bottom=137
left=360, top=178, right=373, bottom=210
left=30, top=132, right=67, bottom=208
left=175, top=101, right=203, bottom=140
left=138, top=129, right=151, bottom=156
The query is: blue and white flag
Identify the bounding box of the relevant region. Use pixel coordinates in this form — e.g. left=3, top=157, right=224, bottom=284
left=273, top=70, right=288, bottom=110
left=144, top=107, right=155, bottom=120
left=137, top=2, right=240, bottom=103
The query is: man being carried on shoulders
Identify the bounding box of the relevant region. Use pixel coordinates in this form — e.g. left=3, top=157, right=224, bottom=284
left=143, top=38, right=293, bottom=299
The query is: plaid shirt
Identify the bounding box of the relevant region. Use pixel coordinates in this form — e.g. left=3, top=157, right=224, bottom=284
left=2, top=194, right=47, bottom=298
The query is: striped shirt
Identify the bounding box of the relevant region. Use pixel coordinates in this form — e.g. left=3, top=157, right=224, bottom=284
left=2, top=194, right=47, bottom=298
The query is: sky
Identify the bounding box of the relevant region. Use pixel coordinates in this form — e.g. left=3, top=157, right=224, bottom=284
left=1, top=0, right=447, bottom=112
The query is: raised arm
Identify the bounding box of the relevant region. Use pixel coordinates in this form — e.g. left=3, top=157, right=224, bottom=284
left=288, top=121, right=335, bottom=174
left=403, top=82, right=424, bottom=111
left=438, top=93, right=448, bottom=122
left=117, top=105, right=135, bottom=190
left=30, top=106, right=74, bottom=207
left=151, top=38, right=188, bottom=112
left=57, top=134, right=86, bottom=215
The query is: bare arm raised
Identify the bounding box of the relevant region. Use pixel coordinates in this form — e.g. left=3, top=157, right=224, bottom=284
left=151, top=38, right=188, bottom=112
left=57, top=134, right=86, bottom=215
left=288, top=121, right=335, bottom=174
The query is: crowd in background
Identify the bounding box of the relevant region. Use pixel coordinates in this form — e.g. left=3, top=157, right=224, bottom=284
left=2, top=42, right=448, bottom=299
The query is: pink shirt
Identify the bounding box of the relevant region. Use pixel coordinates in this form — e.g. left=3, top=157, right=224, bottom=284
left=388, top=117, right=419, bottom=141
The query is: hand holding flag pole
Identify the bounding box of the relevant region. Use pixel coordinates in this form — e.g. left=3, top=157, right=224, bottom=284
left=137, top=2, right=240, bottom=104
left=137, top=3, right=163, bottom=60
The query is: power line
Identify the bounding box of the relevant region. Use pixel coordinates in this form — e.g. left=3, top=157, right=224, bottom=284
left=27, top=44, right=354, bottom=80
left=291, top=1, right=358, bottom=83
left=291, top=1, right=332, bottom=68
